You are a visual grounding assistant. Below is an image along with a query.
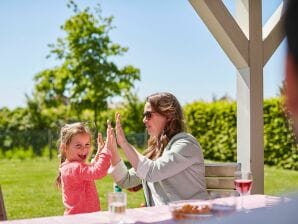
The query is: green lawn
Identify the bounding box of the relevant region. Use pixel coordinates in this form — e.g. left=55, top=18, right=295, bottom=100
left=0, top=158, right=144, bottom=220
left=265, top=165, right=298, bottom=195
left=1, top=158, right=298, bottom=220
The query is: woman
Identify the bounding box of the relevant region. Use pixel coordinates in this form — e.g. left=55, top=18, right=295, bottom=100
left=109, top=92, right=208, bottom=206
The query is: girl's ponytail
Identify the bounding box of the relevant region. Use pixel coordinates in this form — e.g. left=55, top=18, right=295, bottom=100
left=55, top=154, right=66, bottom=188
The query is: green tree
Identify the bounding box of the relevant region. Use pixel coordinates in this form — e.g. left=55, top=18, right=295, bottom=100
left=97, top=92, right=145, bottom=133
left=31, top=1, right=140, bottom=129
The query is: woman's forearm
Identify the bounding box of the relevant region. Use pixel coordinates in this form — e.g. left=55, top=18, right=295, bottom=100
left=115, top=112, right=143, bottom=169
left=111, top=147, right=121, bottom=166
left=120, top=141, right=143, bottom=169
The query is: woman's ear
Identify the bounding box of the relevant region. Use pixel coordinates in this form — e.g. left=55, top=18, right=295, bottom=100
left=165, top=114, right=172, bottom=122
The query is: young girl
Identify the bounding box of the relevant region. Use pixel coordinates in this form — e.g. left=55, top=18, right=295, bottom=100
left=55, top=122, right=112, bottom=215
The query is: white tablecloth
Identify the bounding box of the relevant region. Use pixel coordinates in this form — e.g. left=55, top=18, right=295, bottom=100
left=1, top=194, right=282, bottom=224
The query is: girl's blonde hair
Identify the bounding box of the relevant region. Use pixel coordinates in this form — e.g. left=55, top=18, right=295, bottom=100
left=143, top=92, right=186, bottom=160
left=55, top=122, right=92, bottom=188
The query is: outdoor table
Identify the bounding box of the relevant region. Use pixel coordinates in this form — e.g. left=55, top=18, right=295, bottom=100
left=1, top=194, right=281, bottom=224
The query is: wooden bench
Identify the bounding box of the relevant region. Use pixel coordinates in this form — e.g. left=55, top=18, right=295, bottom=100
left=205, top=162, right=241, bottom=196
left=0, top=185, right=7, bottom=221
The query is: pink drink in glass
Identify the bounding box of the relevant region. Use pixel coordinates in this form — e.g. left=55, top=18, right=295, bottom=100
left=234, top=179, right=253, bottom=195
left=234, top=171, right=253, bottom=212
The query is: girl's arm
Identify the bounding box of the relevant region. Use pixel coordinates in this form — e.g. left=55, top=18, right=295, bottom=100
left=81, top=124, right=113, bottom=180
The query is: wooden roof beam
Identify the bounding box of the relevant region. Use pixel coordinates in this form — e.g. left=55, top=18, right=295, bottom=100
left=263, top=2, right=286, bottom=66
left=189, top=0, right=249, bottom=69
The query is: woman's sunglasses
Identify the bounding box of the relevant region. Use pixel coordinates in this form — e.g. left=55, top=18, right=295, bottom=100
left=143, top=111, right=156, bottom=120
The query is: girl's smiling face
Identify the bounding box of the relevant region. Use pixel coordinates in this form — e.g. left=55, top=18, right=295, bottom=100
left=64, top=133, right=91, bottom=162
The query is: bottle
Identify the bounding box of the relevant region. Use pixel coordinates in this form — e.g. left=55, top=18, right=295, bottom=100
left=113, top=183, right=122, bottom=192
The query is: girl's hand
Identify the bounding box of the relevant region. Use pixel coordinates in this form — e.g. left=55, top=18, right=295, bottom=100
left=93, top=132, right=105, bottom=162
left=97, top=132, right=105, bottom=151
left=115, top=112, right=128, bottom=148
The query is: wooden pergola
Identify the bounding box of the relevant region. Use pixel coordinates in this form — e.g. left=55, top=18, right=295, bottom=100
left=189, top=0, right=285, bottom=193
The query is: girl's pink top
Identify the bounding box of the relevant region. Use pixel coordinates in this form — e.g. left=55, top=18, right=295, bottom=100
left=59, top=149, right=111, bottom=215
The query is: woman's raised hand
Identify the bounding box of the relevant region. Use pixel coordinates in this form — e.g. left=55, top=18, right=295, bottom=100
left=107, top=119, right=121, bottom=165
left=107, top=120, right=117, bottom=152
left=115, top=112, right=128, bottom=148
left=115, top=112, right=140, bottom=169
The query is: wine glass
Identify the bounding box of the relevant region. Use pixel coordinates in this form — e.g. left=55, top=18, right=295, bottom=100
left=234, top=171, right=253, bottom=212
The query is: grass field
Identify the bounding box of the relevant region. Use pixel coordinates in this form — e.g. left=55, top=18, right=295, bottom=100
left=1, top=158, right=298, bottom=220
left=0, top=158, right=144, bottom=220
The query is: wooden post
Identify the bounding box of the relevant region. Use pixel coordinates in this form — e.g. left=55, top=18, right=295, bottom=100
left=189, top=0, right=285, bottom=194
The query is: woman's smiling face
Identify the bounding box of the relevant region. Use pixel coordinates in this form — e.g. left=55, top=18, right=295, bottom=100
left=64, top=133, right=91, bottom=162
left=143, top=102, right=167, bottom=137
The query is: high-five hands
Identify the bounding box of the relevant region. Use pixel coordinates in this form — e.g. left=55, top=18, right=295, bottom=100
left=107, top=120, right=118, bottom=153
left=112, top=112, right=140, bottom=170
left=115, top=112, right=128, bottom=148
left=92, top=132, right=105, bottom=162
left=93, top=121, right=113, bottom=162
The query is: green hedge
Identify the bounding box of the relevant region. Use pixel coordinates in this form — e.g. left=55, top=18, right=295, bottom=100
left=263, top=98, right=298, bottom=169
left=184, top=98, right=298, bottom=170
left=2, top=97, right=298, bottom=170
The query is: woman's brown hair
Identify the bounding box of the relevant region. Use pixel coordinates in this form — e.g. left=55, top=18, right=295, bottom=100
left=143, top=92, right=186, bottom=160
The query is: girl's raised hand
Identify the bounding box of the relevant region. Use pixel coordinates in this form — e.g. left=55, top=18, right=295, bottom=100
left=92, top=132, right=105, bottom=162
left=115, top=112, right=128, bottom=148
left=97, top=132, right=105, bottom=151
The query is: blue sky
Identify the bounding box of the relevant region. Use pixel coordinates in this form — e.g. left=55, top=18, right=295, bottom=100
left=0, top=0, right=285, bottom=109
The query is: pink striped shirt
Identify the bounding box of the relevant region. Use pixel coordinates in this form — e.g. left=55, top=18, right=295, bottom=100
left=59, top=149, right=111, bottom=215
